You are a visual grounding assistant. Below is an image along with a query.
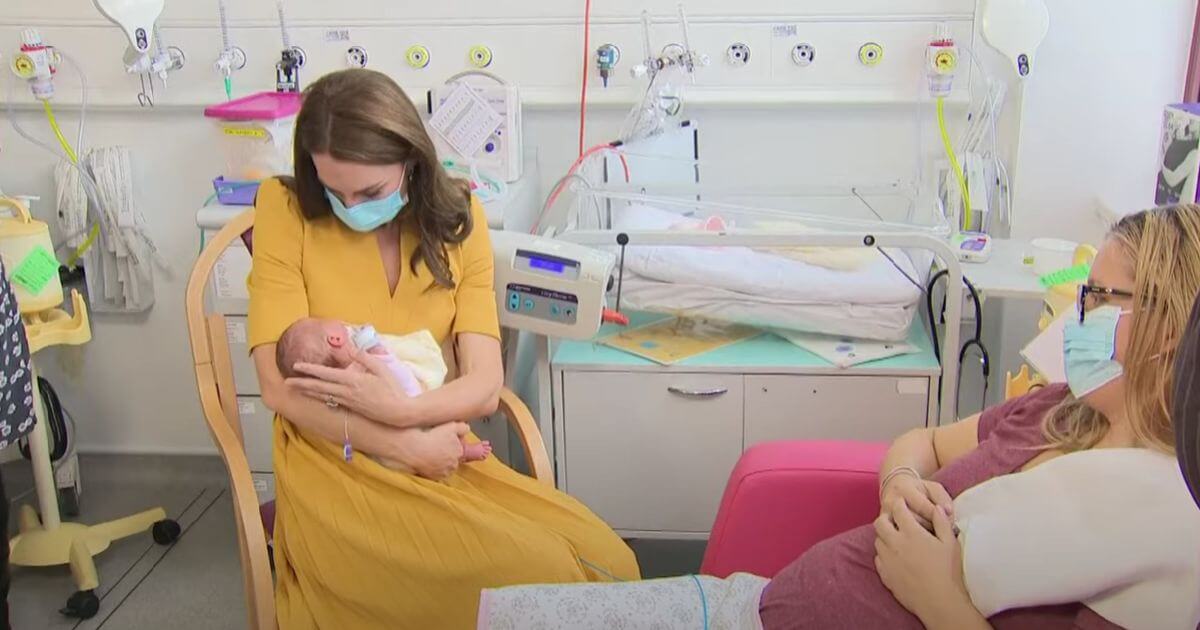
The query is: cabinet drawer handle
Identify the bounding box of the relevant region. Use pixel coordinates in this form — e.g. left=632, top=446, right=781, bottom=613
left=668, top=386, right=729, bottom=399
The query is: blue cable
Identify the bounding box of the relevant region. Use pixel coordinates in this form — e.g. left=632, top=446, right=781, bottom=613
left=689, top=574, right=709, bottom=630
left=579, top=557, right=625, bottom=582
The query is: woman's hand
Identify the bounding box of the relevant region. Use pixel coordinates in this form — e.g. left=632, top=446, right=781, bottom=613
left=881, top=472, right=954, bottom=532
left=874, top=499, right=985, bottom=630
left=394, top=422, right=469, bottom=480
left=286, top=349, right=414, bottom=426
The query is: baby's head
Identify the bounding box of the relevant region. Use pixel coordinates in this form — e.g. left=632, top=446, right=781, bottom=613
left=275, top=317, right=354, bottom=379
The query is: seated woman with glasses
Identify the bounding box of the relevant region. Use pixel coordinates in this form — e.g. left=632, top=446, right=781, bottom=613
left=760, top=204, right=1200, bottom=630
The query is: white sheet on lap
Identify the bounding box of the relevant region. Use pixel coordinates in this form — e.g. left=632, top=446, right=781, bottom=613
left=477, top=573, right=769, bottom=630
left=612, top=204, right=923, bottom=306
left=954, top=448, right=1200, bottom=630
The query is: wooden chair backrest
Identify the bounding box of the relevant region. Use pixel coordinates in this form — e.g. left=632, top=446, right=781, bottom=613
left=184, top=210, right=276, bottom=630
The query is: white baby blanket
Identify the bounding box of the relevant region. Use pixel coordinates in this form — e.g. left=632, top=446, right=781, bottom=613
left=477, top=573, right=769, bottom=630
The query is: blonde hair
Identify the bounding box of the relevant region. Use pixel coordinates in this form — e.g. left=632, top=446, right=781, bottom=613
left=1043, top=203, right=1200, bottom=453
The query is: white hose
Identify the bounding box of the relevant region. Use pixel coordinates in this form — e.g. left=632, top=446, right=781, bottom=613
left=55, top=51, right=88, bottom=156
left=5, top=70, right=155, bottom=286
left=218, top=0, right=231, bottom=52
left=277, top=0, right=291, bottom=49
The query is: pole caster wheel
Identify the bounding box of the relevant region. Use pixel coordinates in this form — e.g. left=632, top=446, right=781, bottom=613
left=60, top=589, right=99, bottom=619
left=152, top=519, right=181, bottom=545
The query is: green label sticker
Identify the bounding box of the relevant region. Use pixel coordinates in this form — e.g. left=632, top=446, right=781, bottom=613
left=1039, top=263, right=1090, bottom=289
left=12, top=245, right=59, bottom=295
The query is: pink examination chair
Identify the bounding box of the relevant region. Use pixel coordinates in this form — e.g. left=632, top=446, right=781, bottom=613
left=701, top=440, right=888, bottom=579
left=701, top=370, right=1045, bottom=578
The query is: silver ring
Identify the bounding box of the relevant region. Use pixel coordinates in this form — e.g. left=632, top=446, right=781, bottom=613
left=325, top=395, right=338, bottom=408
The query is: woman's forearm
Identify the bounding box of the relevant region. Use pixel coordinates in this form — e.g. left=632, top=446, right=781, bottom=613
left=394, top=370, right=500, bottom=428
left=254, top=345, right=415, bottom=460
left=267, top=386, right=410, bottom=459
left=879, top=428, right=941, bottom=488
left=920, top=597, right=991, bottom=630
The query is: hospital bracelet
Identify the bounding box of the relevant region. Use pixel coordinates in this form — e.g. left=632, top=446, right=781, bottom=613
left=879, top=466, right=921, bottom=499
left=342, top=411, right=353, bottom=463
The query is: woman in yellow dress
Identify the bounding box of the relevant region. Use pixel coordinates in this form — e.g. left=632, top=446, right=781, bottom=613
left=248, top=69, right=639, bottom=629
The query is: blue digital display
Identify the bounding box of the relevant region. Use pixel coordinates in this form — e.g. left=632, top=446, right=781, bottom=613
left=528, top=256, right=565, bottom=273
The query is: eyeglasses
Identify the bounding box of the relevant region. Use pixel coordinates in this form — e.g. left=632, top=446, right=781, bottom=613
left=1077, top=284, right=1134, bottom=323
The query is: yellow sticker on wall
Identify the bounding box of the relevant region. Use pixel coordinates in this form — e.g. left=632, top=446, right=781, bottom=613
left=222, top=127, right=267, bottom=139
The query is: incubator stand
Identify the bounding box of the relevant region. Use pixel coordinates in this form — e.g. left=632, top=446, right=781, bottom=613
left=0, top=198, right=180, bottom=620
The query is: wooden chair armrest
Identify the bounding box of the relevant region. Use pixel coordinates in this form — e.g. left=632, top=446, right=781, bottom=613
left=497, top=387, right=553, bottom=485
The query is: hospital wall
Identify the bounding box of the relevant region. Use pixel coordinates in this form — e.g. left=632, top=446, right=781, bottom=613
left=0, top=0, right=1193, bottom=454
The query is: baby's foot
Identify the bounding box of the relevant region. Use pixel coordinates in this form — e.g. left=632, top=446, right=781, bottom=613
left=461, top=440, right=492, bottom=462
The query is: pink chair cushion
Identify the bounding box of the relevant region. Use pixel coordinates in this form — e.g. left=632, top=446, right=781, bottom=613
left=701, top=441, right=888, bottom=579
left=260, top=500, right=275, bottom=541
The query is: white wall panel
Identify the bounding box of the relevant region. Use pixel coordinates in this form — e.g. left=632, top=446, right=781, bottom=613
left=2, top=0, right=1185, bottom=454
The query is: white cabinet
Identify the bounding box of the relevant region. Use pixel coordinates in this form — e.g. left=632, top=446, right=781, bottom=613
left=562, top=372, right=744, bottom=534
left=237, top=396, right=275, bottom=473
left=223, top=316, right=261, bottom=396
left=551, top=330, right=938, bottom=538
left=744, top=375, right=931, bottom=447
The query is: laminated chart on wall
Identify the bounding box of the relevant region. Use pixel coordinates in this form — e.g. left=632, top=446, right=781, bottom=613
left=599, top=317, right=761, bottom=365
left=427, top=82, right=504, bottom=159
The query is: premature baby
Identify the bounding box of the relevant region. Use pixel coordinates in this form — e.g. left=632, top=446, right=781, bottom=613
left=276, top=318, right=492, bottom=470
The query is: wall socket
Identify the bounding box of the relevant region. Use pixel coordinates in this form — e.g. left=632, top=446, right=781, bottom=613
left=726, top=42, right=751, bottom=67
left=791, top=43, right=816, bottom=66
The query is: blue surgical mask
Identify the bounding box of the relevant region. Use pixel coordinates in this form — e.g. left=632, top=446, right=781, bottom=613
left=1063, top=305, right=1130, bottom=398
left=325, top=186, right=407, bottom=232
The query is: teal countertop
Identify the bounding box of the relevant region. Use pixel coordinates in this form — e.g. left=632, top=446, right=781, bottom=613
left=553, top=312, right=940, bottom=373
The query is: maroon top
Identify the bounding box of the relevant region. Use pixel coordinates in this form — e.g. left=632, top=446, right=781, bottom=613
left=759, top=384, right=1123, bottom=630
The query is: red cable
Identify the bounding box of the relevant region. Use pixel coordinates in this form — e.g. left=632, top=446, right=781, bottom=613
left=532, top=143, right=627, bottom=234
left=578, top=0, right=592, bottom=157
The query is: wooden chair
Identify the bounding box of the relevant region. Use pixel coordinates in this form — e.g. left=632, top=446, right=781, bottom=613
left=184, top=209, right=553, bottom=630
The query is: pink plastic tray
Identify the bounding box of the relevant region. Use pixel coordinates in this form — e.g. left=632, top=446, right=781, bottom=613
left=204, top=91, right=301, bottom=121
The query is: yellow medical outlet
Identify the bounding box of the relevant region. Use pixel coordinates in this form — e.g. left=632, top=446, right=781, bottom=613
left=405, top=44, right=431, bottom=69
left=859, top=42, right=884, bottom=66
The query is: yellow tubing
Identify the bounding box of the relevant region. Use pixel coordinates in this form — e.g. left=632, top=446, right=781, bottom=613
left=43, top=100, right=99, bottom=263
left=937, top=96, right=972, bottom=231
left=43, top=100, right=78, bottom=165
left=65, top=224, right=99, bottom=268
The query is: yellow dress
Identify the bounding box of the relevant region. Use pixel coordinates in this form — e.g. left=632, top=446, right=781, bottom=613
left=247, top=179, right=639, bottom=629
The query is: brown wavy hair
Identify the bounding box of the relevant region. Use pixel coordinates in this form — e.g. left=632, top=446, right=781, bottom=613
left=1043, top=204, right=1200, bottom=453
left=282, top=69, right=471, bottom=287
